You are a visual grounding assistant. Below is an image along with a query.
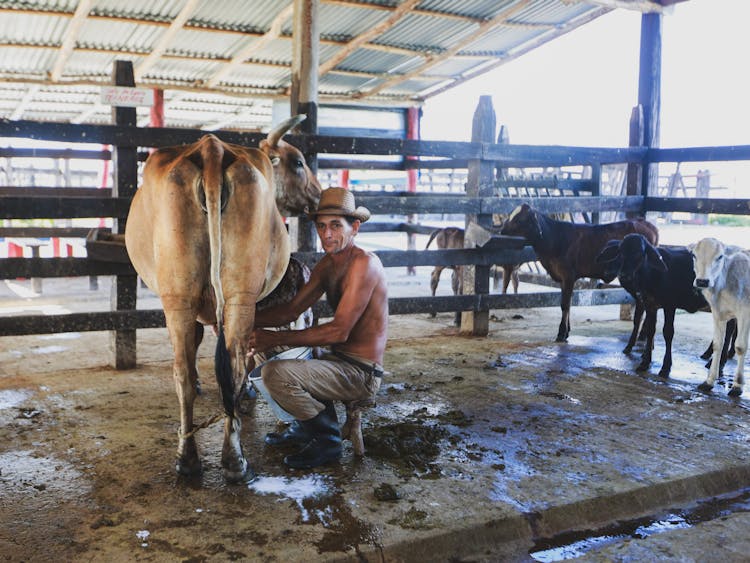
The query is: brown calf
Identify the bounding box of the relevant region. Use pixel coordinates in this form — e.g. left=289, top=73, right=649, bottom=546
left=500, top=204, right=659, bottom=342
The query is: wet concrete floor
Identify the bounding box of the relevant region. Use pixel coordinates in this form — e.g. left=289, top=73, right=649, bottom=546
left=1, top=276, right=750, bottom=561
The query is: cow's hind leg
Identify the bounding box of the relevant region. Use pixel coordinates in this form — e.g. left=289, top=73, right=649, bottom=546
left=451, top=266, right=461, bottom=326
left=166, top=309, right=203, bottom=476
left=215, top=329, right=252, bottom=483
left=429, top=266, right=443, bottom=318
left=729, top=317, right=747, bottom=397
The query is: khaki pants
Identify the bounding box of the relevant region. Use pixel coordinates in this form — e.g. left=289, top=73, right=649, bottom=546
left=261, top=351, right=382, bottom=421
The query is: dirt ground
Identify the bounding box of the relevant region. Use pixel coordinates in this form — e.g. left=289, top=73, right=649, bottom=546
left=2, top=272, right=750, bottom=562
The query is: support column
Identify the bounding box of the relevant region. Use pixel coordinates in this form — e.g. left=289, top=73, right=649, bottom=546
left=291, top=0, right=319, bottom=252
left=110, top=60, right=138, bottom=369
left=637, top=13, right=662, bottom=196
left=461, top=96, right=495, bottom=336
left=405, top=106, right=420, bottom=275
left=150, top=88, right=164, bottom=128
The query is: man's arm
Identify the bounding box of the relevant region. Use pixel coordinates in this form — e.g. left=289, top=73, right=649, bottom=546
left=253, top=260, right=327, bottom=328
left=249, top=253, right=376, bottom=350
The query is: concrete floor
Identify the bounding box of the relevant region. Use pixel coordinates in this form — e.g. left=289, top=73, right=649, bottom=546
left=1, top=266, right=750, bottom=561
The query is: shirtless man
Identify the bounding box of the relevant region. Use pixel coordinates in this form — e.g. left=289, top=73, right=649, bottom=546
left=248, top=187, right=388, bottom=469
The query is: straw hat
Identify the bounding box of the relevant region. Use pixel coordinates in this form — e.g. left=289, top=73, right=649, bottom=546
left=309, top=187, right=371, bottom=223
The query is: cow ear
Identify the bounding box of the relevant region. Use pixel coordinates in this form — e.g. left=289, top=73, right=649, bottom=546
left=596, top=241, right=620, bottom=264
left=646, top=244, right=668, bottom=272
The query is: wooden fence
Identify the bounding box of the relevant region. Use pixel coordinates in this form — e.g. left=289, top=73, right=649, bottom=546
left=3, top=92, right=750, bottom=367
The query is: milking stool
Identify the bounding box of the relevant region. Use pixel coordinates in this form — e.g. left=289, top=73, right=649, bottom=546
left=341, top=397, right=376, bottom=456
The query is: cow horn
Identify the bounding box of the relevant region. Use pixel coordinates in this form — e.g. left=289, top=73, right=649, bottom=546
left=266, top=114, right=306, bottom=148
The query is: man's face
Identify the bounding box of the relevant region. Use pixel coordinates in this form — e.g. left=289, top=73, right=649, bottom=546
left=315, top=214, right=359, bottom=254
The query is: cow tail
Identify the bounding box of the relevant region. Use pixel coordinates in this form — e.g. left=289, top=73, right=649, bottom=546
left=215, top=327, right=235, bottom=416
left=200, top=137, right=234, bottom=417
left=425, top=229, right=439, bottom=249
left=202, top=137, right=225, bottom=329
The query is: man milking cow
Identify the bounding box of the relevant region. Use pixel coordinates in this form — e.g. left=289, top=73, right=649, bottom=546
left=247, top=187, right=388, bottom=469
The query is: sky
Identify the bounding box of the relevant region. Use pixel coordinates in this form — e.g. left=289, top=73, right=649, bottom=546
left=422, top=0, right=750, bottom=151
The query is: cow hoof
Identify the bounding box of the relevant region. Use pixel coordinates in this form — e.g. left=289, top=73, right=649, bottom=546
left=697, top=382, right=713, bottom=393
left=623, top=346, right=633, bottom=354
left=635, top=363, right=649, bottom=373
left=658, top=368, right=670, bottom=378
left=555, top=335, right=568, bottom=343
left=175, top=456, right=202, bottom=476
left=223, top=457, right=254, bottom=483
left=728, top=386, right=743, bottom=397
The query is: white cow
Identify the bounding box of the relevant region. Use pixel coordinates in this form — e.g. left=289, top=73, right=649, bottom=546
left=691, top=237, right=750, bottom=396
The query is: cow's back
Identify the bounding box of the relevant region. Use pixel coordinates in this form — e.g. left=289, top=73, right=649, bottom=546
left=566, top=218, right=658, bottom=280
left=714, top=252, right=750, bottom=316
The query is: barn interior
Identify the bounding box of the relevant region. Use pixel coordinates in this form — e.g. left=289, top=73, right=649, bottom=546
left=4, top=1, right=750, bottom=561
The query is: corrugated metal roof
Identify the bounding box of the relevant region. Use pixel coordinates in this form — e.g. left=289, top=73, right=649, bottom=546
left=0, top=0, right=687, bottom=131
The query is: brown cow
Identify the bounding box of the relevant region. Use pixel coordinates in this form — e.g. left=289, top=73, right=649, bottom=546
left=426, top=227, right=519, bottom=324
left=500, top=204, right=658, bottom=342
left=125, top=115, right=320, bottom=481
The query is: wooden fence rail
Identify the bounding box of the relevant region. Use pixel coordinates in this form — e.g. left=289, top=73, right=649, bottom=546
left=3, top=93, right=750, bottom=365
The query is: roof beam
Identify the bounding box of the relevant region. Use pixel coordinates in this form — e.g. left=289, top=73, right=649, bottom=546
left=318, top=0, right=421, bottom=76
left=49, top=0, right=93, bottom=81
left=561, top=0, right=670, bottom=13
left=134, top=0, right=202, bottom=81
left=10, top=84, right=41, bottom=120
left=204, top=4, right=294, bottom=88
left=358, top=0, right=532, bottom=99
left=201, top=106, right=258, bottom=131
left=322, top=0, right=484, bottom=24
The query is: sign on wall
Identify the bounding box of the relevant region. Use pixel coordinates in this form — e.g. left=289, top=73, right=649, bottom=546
left=100, top=86, right=154, bottom=107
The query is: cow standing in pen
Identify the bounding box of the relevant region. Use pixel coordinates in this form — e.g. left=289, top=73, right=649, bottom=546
left=596, top=233, right=708, bottom=378
left=691, top=237, right=750, bottom=396
left=125, top=115, right=321, bottom=481
left=500, top=204, right=658, bottom=342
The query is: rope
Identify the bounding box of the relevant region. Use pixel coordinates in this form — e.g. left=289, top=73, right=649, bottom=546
left=178, top=412, right=224, bottom=440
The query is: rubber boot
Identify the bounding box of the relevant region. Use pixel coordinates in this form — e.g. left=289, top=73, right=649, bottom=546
left=265, top=401, right=336, bottom=447
left=264, top=420, right=313, bottom=447
left=284, top=404, right=342, bottom=469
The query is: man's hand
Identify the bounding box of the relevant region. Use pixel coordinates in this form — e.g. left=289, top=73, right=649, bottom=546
left=247, top=328, right=278, bottom=357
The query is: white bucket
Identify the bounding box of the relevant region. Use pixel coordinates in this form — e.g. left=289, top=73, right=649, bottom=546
left=247, top=347, right=313, bottom=423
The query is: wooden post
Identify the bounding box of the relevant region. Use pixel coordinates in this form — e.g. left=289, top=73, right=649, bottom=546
left=626, top=104, right=644, bottom=216
left=495, top=125, right=509, bottom=182
left=590, top=163, right=601, bottom=225
left=110, top=60, right=138, bottom=369
left=150, top=88, right=164, bottom=128
left=637, top=13, right=662, bottom=197
left=461, top=96, right=495, bottom=336
left=621, top=105, right=646, bottom=322
left=405, top=106, right=420, bottom=275
left=291, top=0, right=318, bottom=252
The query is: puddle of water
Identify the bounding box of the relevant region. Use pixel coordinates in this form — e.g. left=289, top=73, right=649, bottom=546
left=0, top=388, right=33, bottom=409
left=529, top=487, right=750, bottom=561
left=39, top=333, right=81, bottom=341
left=0, top=449, right=88, bottom=497
left=248, top=474, right=331, bottom=522
left=381, top=399, right=449, bottom=419
left=31, top=345, right=68, bottom=355
left=247, top=473, right=381, bottom=555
